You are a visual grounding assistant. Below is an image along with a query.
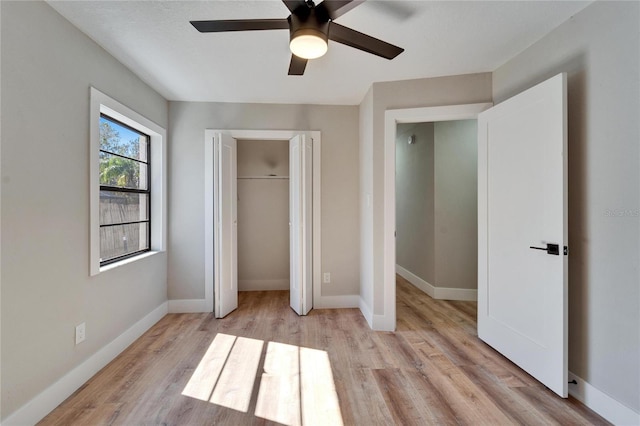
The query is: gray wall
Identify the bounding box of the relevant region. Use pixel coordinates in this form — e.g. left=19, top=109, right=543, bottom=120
left=237, top=140, right=290, bottom=291
left=1, top=1, right=168, bottom=419
left=395, top=123, right=435, bottom=284
left=434, top=120, right=478, bottom=290
left=359, top=73, right=492, bottom=315
left=168, top=102, right=359, bottom=299
left=395, top=120, right=478, bottom=291
left=493, top=1, right=639, bottom=413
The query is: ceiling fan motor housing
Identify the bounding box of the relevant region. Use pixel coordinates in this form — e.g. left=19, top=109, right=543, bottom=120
left=288, top=9, right=330, bottom=50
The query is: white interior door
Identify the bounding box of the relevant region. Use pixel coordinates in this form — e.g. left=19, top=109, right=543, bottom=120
left=214, top=133, right=238, bottom=318
left=289, top=135, right=313, bottom=315
left=477, top=73, right=568, bottom=397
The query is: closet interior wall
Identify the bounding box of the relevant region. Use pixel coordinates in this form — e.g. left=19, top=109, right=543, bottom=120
left=236, top=139, right=290, bottom=291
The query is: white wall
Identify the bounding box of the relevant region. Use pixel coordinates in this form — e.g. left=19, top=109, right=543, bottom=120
left=493, top=0, right=639, bottom=415
left=1, top=1, right=168, bottom=420
left=395, top=123, right=435, bottom=284
left=359, top=74, right=492, bottom=319
left=168, top=102, right=359, bottom=300
left=237, top=140, right=290, bottom=291
left=434, top=120, right=478, bottom=290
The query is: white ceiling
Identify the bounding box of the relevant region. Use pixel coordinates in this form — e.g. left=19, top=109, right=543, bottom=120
left=47, top=0, right=591, bottom=105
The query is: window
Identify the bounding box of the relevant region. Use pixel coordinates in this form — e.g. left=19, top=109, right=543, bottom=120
left=90, top=87, right=166, bottom=275
left=99, top=114, right=151, bottom=264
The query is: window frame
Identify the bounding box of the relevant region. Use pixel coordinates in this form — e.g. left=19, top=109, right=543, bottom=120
left=90, top=87, right=166, bottom=275
left=98, top=113, right=152, bottom=266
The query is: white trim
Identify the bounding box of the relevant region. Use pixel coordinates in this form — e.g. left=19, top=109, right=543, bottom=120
left=382, top=103, right=492, bottom=330
left=312, top=132, right=322, bottom=312
left=238, top=279, right=290, bottom=291
left=89, top=87, right=167, bottom=276
left=396, top=265, right=477, bottom=301
left=372, top=314, right=395, bottom=332
left=357, top=296, right=394, bottom=332
left=168, top=299, right=208, bottom=313
left=396, top=264, right=436, bottom=298
left=358, top=298, right=373, bottom=329
left=434, top=287, right=477, bottom=302
left=98, top=251, right=160, bottom=272
left=314, top=295, right=360, bottom=309
left=204, top=137, right=215, bottom=312
left=568, top=372, right=640, bottom=425
left=2, top=302, right=168, bottom=426
left=204, top=129, right=322, bottom=314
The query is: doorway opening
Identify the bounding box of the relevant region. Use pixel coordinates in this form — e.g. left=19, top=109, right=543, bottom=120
left=237, top=139, right=291, bottom=293
left=383, top=74, right=568, bottom=397
left=395, top=120, right=479, bottom=303
left=382, top=103, right=492, bottom=331
left=204, top=129, right=322, bottom=318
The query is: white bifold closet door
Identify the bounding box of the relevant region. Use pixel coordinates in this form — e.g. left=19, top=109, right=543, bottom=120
left=213, top=133, right=238, bottom=318
left=289, top=135, right=313, bottom=315
left=477, top=73, right=568, bottom=397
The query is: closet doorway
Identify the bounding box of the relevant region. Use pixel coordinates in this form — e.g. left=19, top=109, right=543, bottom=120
left=204, top=130, right=321, bottom=318
left=236, top=139, right=290, bottom=294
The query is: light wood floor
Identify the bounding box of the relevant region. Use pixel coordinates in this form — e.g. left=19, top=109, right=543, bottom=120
left=40, top=276, right=608, bottom=425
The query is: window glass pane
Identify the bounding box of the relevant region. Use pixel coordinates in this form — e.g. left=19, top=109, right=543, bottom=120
left=99, top=153, right=148, bottom=190
left=100, top=222, right=149, bottom=262
left=100, top=191, right=149, bottom=225
left=100, top=116, right=148, bottom=162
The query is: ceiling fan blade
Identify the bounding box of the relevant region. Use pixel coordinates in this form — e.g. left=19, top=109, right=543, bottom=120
left=288, top=54, right=308, bottom=75
left=190, top=19, right=289, bottom=33
left=328, top=22, right=404, bottom=59
left=282, top=0, right=308, bottom=14
left=317, top=0, right=364, bottom=20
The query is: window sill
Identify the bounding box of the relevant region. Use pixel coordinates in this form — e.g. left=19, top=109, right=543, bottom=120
left=99, top=251, right=160, bottom=273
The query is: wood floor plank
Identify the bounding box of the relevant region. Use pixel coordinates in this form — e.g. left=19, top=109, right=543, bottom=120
left=372, top=368, right=438, bottom=425
left=39, top=279, right=610, bottom=426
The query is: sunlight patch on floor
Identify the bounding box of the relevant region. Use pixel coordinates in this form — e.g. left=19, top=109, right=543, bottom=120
left=182, top=333, right=236, bottom=401
left=300, top=346, right=343, bottom=426
left=210, top=335, right=264, bottom=412
left=255, top=341, right=301, bottom=425
left=182, top=333, right=344, bottom=425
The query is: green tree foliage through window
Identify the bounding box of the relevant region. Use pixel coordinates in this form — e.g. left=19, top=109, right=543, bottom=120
left=99, top=117, right=146, bottom=189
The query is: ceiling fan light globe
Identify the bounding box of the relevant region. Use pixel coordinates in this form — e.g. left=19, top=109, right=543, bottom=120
left=290, top=33, right=328, bottom=59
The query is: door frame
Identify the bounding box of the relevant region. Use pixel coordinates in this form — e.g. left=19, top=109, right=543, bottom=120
left=204, top=129, right=322, bottom=312
left=382, top=103, right=493, bottom=331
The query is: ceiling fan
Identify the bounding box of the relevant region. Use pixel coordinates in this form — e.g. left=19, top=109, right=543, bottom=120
left=190, top=0, right=404, bottom=76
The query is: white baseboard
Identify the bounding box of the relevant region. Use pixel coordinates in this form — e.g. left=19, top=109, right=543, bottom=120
left=357, top=297, right=395, bottom=331
left=239, top=279, right=289, bottom=291
left=372, top=313, right=395, bottom=331
left=434, top=286, right=477, bottom=302
left=313, top=295, right=360, bottom=309
left=169, top=294, right=359, bottom=313
left=568, top=371, right=640, bottom=425
left=168, top=299, right=208, bottom=313
left=396, top=264, right=435, bottom=297
left=396, top=264, right=477, bottom=301
left=3, top=302, right=168, bottom=426
left=359, top=297, right=374, bottom=329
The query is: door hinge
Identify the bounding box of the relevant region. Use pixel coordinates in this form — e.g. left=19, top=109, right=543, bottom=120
left=564, top=246, right=569, bottom=256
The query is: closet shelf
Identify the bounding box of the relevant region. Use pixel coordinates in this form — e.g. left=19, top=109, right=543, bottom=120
left=237, top=176, right=289, bottom=180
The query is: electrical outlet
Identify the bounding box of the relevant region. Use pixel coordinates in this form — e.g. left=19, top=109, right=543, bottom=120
left=75, top=322, right=86, bottom=345
left=323, top=272, right=331, bottom=284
